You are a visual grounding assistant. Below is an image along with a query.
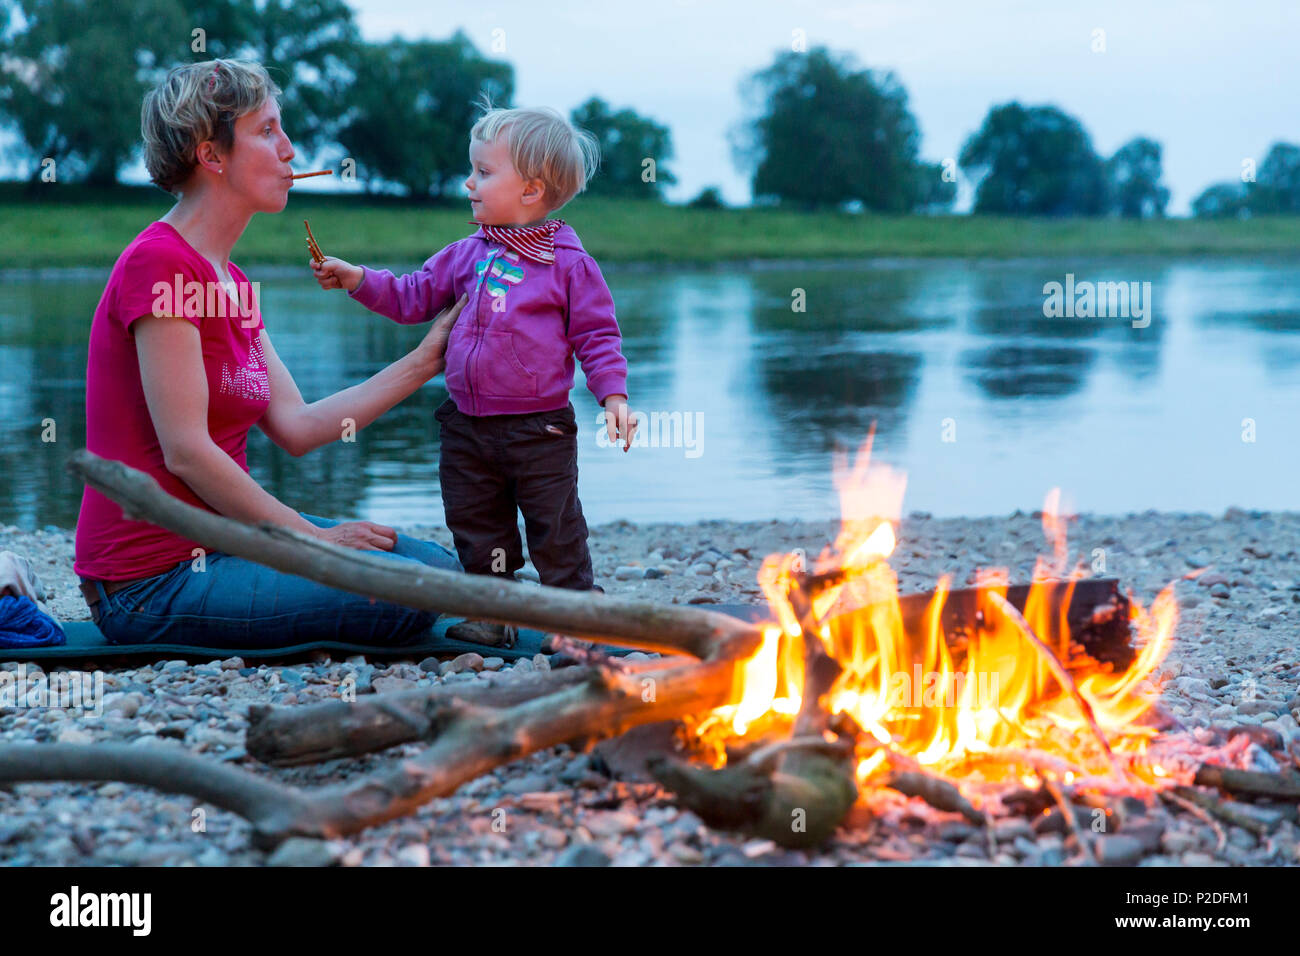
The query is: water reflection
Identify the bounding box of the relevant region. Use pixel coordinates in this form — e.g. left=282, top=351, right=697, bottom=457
left=963, top=345, right=1097, bottom=400
left=757, top=350, right=922, bottom=457
left=3, top=255, right=1300, bottom=528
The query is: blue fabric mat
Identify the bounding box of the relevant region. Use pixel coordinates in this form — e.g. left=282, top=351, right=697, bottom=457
left=0, top=605, right=771, bottom=664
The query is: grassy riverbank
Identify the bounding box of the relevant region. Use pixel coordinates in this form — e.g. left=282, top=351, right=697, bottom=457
left=4, top=182, right=1299, bottom=270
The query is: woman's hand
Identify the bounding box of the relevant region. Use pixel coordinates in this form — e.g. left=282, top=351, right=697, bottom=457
left=414, top=293, right=468, bottom=376
left=311, top=520, right=399, bottom=551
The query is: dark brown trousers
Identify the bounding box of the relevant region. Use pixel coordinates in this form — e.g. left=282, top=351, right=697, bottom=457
left=435, top=398, right=595, bottom=591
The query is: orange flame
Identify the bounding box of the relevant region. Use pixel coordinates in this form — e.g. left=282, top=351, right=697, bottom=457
left=705, top=437, right=1178, bottom=786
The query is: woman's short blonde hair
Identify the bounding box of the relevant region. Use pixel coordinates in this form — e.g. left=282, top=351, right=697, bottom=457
left=142, top=59, right=281, bottom=195
left=470, top=94, right=599, bottom=212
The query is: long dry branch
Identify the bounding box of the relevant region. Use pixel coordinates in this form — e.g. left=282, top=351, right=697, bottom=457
left=66, top=450, right=762, bottom=661
left=247, top=658, right=672, bottom=766
left=246, top=666, right=597, bottom=765
left=0, top=450, right=778, bottom=847
left=1168, top=785, right=1271, bottom=836
left=1193, top=764, right=1300, bottom=800
left=0, top=657, right=742, bottom=847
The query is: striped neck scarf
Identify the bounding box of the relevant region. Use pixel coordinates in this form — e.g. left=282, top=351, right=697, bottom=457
left=470, top=218, right=566, bottom=264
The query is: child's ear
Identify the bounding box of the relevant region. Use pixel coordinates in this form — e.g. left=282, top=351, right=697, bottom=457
left=521, top=178, right=547, bottom=207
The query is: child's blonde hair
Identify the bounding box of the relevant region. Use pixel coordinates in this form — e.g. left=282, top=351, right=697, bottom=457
left=470, top=93, right=599, bottom=212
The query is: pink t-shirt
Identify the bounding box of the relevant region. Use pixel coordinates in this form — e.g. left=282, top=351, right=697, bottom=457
left=74, top=221, right=271, bottom=581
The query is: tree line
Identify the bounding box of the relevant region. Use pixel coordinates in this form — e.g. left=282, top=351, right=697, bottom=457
left=1, top=0, right=1295, bottom=217
left=0, top=0, right=674, bottom=200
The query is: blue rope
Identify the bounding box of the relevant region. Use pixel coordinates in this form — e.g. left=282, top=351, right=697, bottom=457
left=0, top=594, right=66, bottom=648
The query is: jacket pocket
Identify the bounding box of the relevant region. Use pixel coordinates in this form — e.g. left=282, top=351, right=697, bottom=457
left=475, top=329, right=538, bottom=398
left=443, top=329, right=470, bottom=397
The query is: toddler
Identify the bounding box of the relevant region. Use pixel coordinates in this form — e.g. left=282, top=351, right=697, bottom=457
left=314, top=101, right=634, bottom=608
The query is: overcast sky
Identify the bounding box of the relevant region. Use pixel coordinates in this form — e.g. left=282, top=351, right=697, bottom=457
left=350, top=0, right=1299, bottom=214
left=7, top=1, right=1294, bottom=212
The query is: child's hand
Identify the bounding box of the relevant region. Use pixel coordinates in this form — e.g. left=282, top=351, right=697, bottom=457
left=312, top=256, right=364, bottom=292
left=603, top=394, right=636, bottom=452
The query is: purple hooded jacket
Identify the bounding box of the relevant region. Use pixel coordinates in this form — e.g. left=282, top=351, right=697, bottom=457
left=348, top=222, right=628, bottom=417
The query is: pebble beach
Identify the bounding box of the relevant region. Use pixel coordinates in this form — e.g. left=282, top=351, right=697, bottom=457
left=2, top=508, right=1299, bottom=867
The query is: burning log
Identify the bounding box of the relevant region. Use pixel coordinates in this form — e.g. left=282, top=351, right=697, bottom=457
left=647, top=571, right=861, bottom=848
left=800, top=569, right=1135, bottom=669
left=985, top=591, right=1122, bottom=777
left=882, top=770, right=984, bottom=825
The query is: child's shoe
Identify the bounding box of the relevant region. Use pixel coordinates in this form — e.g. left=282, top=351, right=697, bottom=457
left=445, top=619, right=518, bottom=649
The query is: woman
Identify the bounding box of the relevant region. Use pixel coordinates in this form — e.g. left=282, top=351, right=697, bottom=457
left=74, top=58, right=466, bottom=649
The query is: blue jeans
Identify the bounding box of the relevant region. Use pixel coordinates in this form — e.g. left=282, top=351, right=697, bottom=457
left=85, top=514, right=463, bottom=649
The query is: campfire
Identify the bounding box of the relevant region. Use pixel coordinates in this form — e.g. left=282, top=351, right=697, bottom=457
left=644, top=434, right=1183, bottom=849
left=700, top=440, right=1178, bottom=781
left=2, top=446, right=1293, bottom=863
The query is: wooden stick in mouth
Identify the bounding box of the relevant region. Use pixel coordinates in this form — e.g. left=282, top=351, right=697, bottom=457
left=290, top=169, right=333, bottom=180
left=304, top=220, right=325, bottom=265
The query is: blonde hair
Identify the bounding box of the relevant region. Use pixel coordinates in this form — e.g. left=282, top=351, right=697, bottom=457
left=142, top=59, right=282, bottom=195
left=470, top=94, right=599, bottom=211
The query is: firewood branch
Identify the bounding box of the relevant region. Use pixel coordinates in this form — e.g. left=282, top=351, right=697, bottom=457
left=987, top=591, right=1122, bottom=777
left=0, top=450, right=780, bottom=847
left=1193, top=764, right=1300, bottom=800
left=0, top=657, right=743, bottom=847
left=646, top=575, right=860, bottom=848
left=246, top=666, right=597, bottom=765
left=65, top=450, right=762, bottom=661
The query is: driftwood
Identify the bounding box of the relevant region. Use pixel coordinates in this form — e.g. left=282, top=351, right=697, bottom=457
left=59, top=450, right=870, bottom=849
left=1167, top=786, right=1271, bottom=836
left=0, top=658, right=742, bottom=847
left=1040, top=772, right=1096, bottom=864
left=1160, top=788, right=1228, bottom=852
left=64, top=450, right=762, bottom=660
left=883, top=770, right=985, bottom=825
left=247, top=666, right=598, bottom=765
left=1193, top=764, right=1300, bottom=800
left=646, top=748, right=858, bottom=849
left=0, top=450, right=1179, bottom=855
left=646, top=574, right=860, bottom=848
left=0, top=452, right=782, bottom=847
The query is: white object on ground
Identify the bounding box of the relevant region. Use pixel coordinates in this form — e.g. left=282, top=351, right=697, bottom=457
left=0, top=549, right=61, bottom=623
